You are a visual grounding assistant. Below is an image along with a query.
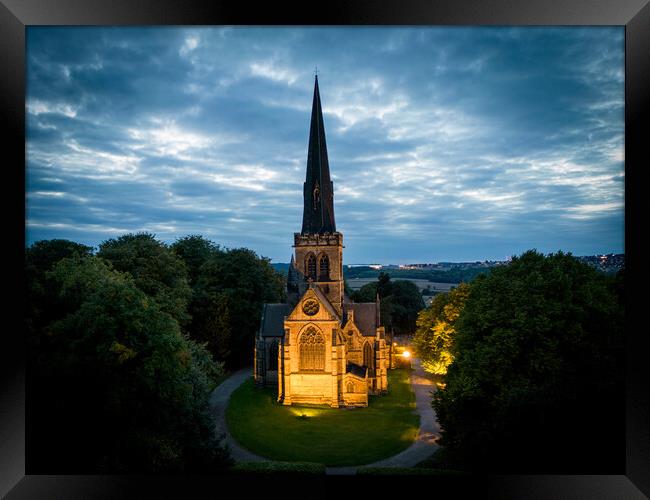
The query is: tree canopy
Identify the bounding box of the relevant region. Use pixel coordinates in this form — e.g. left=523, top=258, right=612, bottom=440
left=352, top=272, right=424, bottom=336
left=413, top=283, right=470, bottom=375
left=192, top=248, right=286, bottom=368
left=26, top=233, right=288, bottom=473
left=171, top=234, right=221, bottom=287
left=97, top=233, right=192, bottom=327
left=432, top=250, right=624, bottom=473
left=28, top=252, right=230, bottom=473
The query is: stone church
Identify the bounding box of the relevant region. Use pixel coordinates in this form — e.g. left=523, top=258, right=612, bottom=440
left=254, top=76, right=389, bottom=407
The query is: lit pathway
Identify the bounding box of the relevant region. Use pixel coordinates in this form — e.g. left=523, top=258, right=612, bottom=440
left=359, top=357, right=440, bottom=469
left=210, top=358, right=440, bottom=473
left=209, top=367, right=266, bottom=463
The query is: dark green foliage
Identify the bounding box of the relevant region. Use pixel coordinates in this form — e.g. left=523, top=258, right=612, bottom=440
left=193, top=248, right=285, bottom=368
left=385, top=280, right=426, bottom=335
left=28, top=253, right=230, bottom=473
left=352, top=273, right=424, bottom=336
left=26, top=239, right=95, bottom=351
left=171, top=235, right=221, bottom=287
left=413, top=283, right=471, bottom=374
left=26, top=238, right=94, bottom=273
left=189, top=289, right=233, bottom=362
left=169, top=236, right=286, bottom=368
left=97, top=233, right=192, bottom=327
left=27, top=233, right=287, bottom=472
left=343, top=278, right=354, bottom=297
left=353, top=281, right=377, bottom=303
left=433, top=250, right=624, bottom=473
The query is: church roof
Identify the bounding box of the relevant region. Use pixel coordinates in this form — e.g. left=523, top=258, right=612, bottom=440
left=345, top=302, right=379, bottom=337
left=301, top=75, right=336, bottom=235
left=346, top=362, right=367, bottom=378
left=259, top=303, right=290, bottom=337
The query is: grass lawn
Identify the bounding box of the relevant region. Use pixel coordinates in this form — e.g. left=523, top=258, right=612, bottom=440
left=226, top=369, right=419, bottom=466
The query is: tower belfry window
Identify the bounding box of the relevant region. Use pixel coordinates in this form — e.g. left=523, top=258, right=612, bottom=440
left=319, top=254, right=330, bottom=281
left=306, top=254, right=317, bottom=280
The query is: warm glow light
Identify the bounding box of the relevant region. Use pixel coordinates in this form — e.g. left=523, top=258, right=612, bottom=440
left=290, top=408, right=320, bottom=418
left=393, top=342, right=397, bottom=346
left=402, top=350, right=411, bottom=358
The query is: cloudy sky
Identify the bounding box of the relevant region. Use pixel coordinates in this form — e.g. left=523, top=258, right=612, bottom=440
left=26, top=27, right=624, bottom=264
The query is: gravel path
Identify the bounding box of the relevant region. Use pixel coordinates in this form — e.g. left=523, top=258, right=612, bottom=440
left=209, top=367, right=266, bottom=462
left=210, top=358, right=440, bottom=473
left=360, top=357, right=440, bottom=469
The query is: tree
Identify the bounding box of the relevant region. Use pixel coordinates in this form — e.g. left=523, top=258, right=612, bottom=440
left=171, top=235, right=221, bottom=287
left=413, top=283, right=470, bottom=375
left=387, top=280, right=426, bottom=335
left=26, top=238, right=94, bottom=273
left=190, top=290, right=232, bottom=362
left=432, top=250, right=624, bottom=473
left=26, top=239, right=95, bottom=348
left=193, top=248, right=285, bottom=368
left=28, top=254, right=229, bottom=473
left=352, top=274, right=424, bottom=336
left=97, top=233, right=192, bottom=327
left=343, top=279, right=354, bottom=298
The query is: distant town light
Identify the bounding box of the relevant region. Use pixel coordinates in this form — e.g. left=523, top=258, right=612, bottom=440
left=402, top=350, right=411, bottom=358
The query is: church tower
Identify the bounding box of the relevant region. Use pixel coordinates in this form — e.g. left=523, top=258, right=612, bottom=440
left=255, top=74, right=388, bottom=408
left=293, top=75, right=344, bottom=315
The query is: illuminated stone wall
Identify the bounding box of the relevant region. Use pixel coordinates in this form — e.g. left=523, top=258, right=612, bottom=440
left=275, top=288, right=389, bottom=408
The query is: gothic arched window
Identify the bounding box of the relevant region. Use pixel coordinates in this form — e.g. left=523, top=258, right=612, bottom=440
left=346, top=382, right=354, bottom=393
left=268, top=340, right=279, bottom=371
left=306, top=254, right=317, bottom=280
left=318, top=254, right=330, bottom=281
left=363, top=342, right=374, bottom=370
left=299, top=327, right=325, bottom=371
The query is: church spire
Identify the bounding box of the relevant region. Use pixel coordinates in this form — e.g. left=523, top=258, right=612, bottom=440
left=301, top=75, right=336, bottom=235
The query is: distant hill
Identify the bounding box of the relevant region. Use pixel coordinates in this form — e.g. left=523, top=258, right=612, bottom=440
left=271, top=262, right=488, bottom=283
left=343, top=266, right=488, bottom=283
left=271, top=253, right=624, bottom=281
left=271, top=262, right=290, bottom=276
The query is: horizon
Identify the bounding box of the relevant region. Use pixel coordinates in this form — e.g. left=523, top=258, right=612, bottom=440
left=26, top=27, right=624, bottom=262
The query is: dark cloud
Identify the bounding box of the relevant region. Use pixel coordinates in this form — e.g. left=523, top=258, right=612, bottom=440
left=26, top=27, right=624, bottom=263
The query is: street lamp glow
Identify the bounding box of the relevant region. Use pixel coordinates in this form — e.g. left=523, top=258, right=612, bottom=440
left=402, top=350, right=411, bottom=358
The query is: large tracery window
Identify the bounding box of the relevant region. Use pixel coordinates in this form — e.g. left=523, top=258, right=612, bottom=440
left=363, top=342, right=374, bottom=370
left=306, top=254, right=317, bottom=280
left=299, top=327, right=325, bottom=371
left=318, top=254, right=330, bottom=281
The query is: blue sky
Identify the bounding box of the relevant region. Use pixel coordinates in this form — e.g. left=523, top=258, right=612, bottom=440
left=26, top=27, right=624, bottom=264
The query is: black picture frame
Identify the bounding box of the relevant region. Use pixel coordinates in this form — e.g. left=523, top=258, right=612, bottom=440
left=3, top=0, right=648, bottom=497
